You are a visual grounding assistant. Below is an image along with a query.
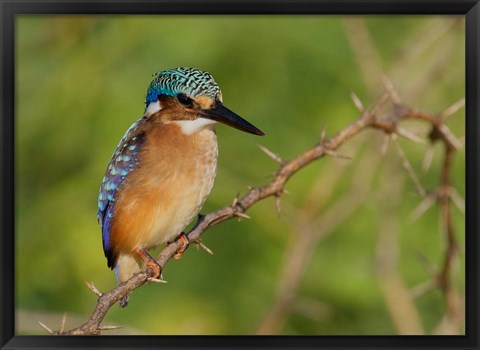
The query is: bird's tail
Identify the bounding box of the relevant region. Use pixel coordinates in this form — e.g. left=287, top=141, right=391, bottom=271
left=114, top=253, right=141, bottom=307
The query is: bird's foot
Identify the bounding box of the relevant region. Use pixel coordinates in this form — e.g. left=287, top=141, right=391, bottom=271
left=134, top=248, right=162, bottom=279
left=173, top=233, right=190, bottom=260
left=119, top=295, right=129, bottom=308
left=145, top=260, right=162, bottom=279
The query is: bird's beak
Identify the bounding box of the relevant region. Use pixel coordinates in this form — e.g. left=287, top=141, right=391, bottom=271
left=199, top=102, right=265, bottom=136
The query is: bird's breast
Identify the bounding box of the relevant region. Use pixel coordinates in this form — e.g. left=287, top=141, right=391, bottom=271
left=111, top=122, right=218, bottom=251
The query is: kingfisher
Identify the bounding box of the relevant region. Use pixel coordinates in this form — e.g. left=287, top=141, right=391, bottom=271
left=97, top=67, right=264, bottom=306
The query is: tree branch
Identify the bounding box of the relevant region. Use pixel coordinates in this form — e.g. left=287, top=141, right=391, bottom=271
left=50, top=89, right=463, bottom=335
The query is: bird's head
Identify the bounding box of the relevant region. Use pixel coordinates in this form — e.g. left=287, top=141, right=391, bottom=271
left=144, top=67, right=264, bottom=136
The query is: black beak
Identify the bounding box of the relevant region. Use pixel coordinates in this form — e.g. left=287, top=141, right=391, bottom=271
left=199, top=102, right=265, bottom=136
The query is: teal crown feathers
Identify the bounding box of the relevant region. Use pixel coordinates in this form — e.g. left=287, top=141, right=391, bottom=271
left=145, top=67, right=222, bottom=106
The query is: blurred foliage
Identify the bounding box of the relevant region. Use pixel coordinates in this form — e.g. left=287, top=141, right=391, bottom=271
left=15, top=15, right=465, bottom=335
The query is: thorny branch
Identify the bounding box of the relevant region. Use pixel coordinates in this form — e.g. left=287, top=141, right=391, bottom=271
left=47, top=84, right=463, bottom=335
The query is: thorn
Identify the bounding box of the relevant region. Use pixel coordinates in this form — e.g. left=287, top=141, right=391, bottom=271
left=392, top=136, right=426, bottom=197
left=437, top=124, right=463, bottom=150
left=99, top=325, right=123, bottom=331
left=397, top=127, right=426, bottom=144
left=231, top=194, right=240, bottom=207
left=449, top=187, right=465, bottom=214
left=320, top=124, right=327, bottom=144
left=258, top=145, right=284, bottom=165
left=350, top=91, right=364, bottom=112
left=234, top=211, right=251, bottom=220
left=85, top=281, right=103, bottom=297
left=275, top=194, right=282, bottom=217
left=59, top=313, right=67, bottom=334
left=440, top=97, right=465, bottom=120
left=194, top=239, right=214, bottom=255
left=409, top=192, right=437, bottom=222
left=411, top=280, right=437, bottom=299
left=38, top=321, right=54, bottom=334
left=147, top=277, right=168, bottom=284
left=371, top=91, right=390, bottom=116
left=382, top=75, right=401, bottom=104
left=324, top=149, right=351, bottom=160
left=380, top=134, right=391, bottom=156
left=231, top=196, right=245, bottom=212
left=415, top=252, right=439, bottom=278
left=422, top=145, right=435, bottom=174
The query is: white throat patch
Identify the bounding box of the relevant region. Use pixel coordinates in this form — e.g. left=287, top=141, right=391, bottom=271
left=144, top=101, right=162, bottom=117
left=175, top=118, right=217, bottom=135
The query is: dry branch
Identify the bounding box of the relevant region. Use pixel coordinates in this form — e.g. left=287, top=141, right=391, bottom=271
left=256, top=151, right=378, bottom=334
left=48, top=88, right=463, bottom=335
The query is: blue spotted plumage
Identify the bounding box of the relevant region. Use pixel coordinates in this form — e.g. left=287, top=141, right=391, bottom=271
left=98, top=119, right=145, bottom=268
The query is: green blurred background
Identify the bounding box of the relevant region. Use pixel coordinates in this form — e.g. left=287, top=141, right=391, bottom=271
left=15, top=15, right=465, bottom=335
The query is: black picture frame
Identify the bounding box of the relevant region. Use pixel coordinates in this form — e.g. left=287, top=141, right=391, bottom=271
left=1, top=0, right=479, bottom=349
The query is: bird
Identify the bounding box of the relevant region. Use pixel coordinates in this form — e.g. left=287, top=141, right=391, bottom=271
left=97, top=67, right=264, bottom=306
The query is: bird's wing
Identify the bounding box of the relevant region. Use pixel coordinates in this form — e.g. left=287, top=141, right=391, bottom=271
left=97, top=118, right=146, bottom=268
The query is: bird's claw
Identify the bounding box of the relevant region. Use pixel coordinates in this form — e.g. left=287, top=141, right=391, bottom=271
left=134, top=248, right=163, bottom=279
left=145, top=260, right=162, bottom=279
left=173, top=233, right=190, bottom=260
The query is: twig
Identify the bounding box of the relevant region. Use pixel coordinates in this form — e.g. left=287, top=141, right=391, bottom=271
left=256, top=152, right=379, bottom=334
left=449, top=187, right=465, bottom=214
left=409, top=192, right=437, bottom=222
left=194, top=239, right=214, bottom=255
left=422, top=145, right=435, bottom=174
left=38, top=321, right=54, bottom=335
left=375, top=153, right=424, bottom=335
left=435, top=145, right=462, bottom=332
left=59, top=313, right=67, bottom=334
left=350, top=91, right=365, bottom=112
left=258, top=144, right=285, bottom=165
left=382, top=76, right=401, bottom=104
left=397, top=127, right=426, bottom=144
left=411, top=280, right=437, bottom=299
left=343, top=18, right=383, bottom=95
left=392, top=135, right=426, bottom=197
left=440, top=97, right=465, bottom=120
left=85, top=281, right=103, bottom=297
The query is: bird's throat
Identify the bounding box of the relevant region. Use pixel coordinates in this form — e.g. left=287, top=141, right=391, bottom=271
left=173, top=118, right=217, bottom=135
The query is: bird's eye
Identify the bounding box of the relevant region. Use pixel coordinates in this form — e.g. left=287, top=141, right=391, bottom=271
left=177, top=94, right=193, bottom=107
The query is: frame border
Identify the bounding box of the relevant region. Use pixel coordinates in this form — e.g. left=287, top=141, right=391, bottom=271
left=1, top=1, right=478, bottom=349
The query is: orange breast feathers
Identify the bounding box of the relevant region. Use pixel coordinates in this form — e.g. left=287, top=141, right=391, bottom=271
left=110, top=122, right=218, bottom=253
